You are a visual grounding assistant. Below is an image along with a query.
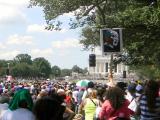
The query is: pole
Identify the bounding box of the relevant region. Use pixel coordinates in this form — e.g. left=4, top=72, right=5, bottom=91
left=92, top=46, right=96, bottom=81
left=93, top=67, right=95, bottom=81
left=7, top=63, right=10, bottom=69
left=109, top=53, right=113, bottom=83
left=7, top=63, right=10, bottom=75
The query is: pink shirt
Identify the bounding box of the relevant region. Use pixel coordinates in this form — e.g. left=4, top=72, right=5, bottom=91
left=99, top=99, right=134, bottom=120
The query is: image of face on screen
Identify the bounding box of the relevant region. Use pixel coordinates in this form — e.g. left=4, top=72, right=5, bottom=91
left=103, top=29, right=120, bottom=52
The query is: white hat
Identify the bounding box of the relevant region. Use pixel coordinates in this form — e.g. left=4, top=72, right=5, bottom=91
left=136, top=84, right=143, bottom=91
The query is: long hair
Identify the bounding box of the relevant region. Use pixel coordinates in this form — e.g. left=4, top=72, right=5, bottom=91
left=33, top=96, right=64, bottom=120
left=144, top=80, right=159, bottom=111
left=104, top=87, right=125, bottom=109
left=87, top=90, right=97, bottom=99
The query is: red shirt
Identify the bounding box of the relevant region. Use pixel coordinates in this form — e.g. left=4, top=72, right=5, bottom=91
left=65, top=96, right=71, bottom=105
left=99, top=99, right=134, bottom=120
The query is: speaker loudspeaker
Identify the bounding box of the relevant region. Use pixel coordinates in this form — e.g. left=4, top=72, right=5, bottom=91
left=89, top=54, right=96, bottom=67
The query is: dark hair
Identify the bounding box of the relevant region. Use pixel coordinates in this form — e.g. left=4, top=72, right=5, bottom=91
left=18, top=99, right=28, bottom=108
left=49, top=93, right=64, bottom=104
left=104, top=87, right=125, bottom=109
left=144, top=80, right=159, bottom=111
left=116, top=82, right=127, bottom=92
left=96, top=87, right=106, bottom=102
left=88, top=82, right=94, bottom=88
left=33, top=96, right=64, bottom=120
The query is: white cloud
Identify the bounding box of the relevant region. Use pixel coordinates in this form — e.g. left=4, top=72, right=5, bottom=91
left=0, top=42, right=6, bottom=49
left=6, top=34, right=34, bottom=45
left=0, top=0, right=29, bottom=7
left=27, top=24, right=67, bottom=33
left=30, top=48, right=53, bottom=58
left=0, top=0, right=28, bottom=25
left=52, top=38, right=81, bottom=49
left=27, top=24, right=49, bottom=33
left=0, top=50, right=21, bottom=60
left=63, top=13, right=75, bottom=17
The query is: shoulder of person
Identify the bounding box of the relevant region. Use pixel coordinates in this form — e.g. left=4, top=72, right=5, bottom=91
left=102, top=100, right=112, bottom=107
left=1, top=109, right=13, bottom=120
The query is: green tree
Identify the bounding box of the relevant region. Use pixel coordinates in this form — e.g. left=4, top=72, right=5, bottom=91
left=29, top=0, right=160, bottom=78
left=80, top=27, right=100, bottom=50
left=117, top=6, right=160, bottom=66
left=0, top=60, right=15, bottom=76
left=0, top=60, right=8, bottom=76
left=61, top=69, right=71, bottom=77
left=78, top=1, right=160, bottom=78
left=29, top=64, right=39, bottom=78
left=14, top=54, right=32, bottom=65
left=72, top=65, right=83, bottom=73
left=82, top=67, right=88, bottom=74
left=51, top=65, right=61, bottom=78
left=29, top=0, right=130, bottom=29
left=11, top=63, right=32, bottom=78
left=33, top=57, right=52, bottom=78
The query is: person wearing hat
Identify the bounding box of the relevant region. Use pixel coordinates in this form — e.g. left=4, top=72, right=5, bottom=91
left=1, top=89, right=35, bottom=120
left=82, top=81, right=95, bottom=101
left=125, top=83, right=137, bottom=102
left=135, top=84, right=143, bottom=100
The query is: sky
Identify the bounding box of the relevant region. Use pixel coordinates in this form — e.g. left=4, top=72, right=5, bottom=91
left=0, top=0, right=90, bottom=69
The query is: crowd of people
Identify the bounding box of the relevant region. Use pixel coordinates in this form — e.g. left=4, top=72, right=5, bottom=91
left=0, top=79, right=160, bottom=120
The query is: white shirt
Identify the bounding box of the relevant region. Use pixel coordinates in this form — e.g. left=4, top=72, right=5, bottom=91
left=0, top=103, right=8, bottom=119
left=72, top=90, right=78, bottom=102
left=1, top=108, right=35, bottom=120
left=82, top=88, right=93, bottom=101
left=125, top=91, right=133, bottom=102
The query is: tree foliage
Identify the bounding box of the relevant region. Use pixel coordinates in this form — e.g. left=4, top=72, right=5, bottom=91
left=0, top=60, right=9, bottom=76
left=11, top=63, right=32, bottom=78
left=14, top=54, right=32, bottom=65
left=0, top=54, right=87, bottom=80
left=33, top=57, right=52, bottom=78
left=61, top=69, right=72, bottom=77
left=72, top=65, right=83, bottom=73
left=79, top=1, right=160, bottom=75
left=29, top=0, right=132, bottom=29
left=51, top=65, right=61, bottom=77
left=80, top=27, right=100, bottom=50
left=29, top=0, right=160, bottom=78
left=0, top=54, right=52, bottom=79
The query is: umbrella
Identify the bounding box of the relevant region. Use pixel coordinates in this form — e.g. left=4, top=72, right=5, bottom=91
left=76, top=79, right=90, bottom=87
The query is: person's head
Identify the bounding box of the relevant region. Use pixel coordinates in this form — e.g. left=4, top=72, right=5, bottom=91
left=33, top=96, right=64, bottom=120
left=38, top=90, right=48, bottom=98
left=0, top=96, right=10, bottom=104
left=66, top=90, right=72, bottom=96
left=57, top=89, right=65, bottom=96
left=127, top=83, right=136, bottom=95
left=104, top=87, right=125, bottom=109
left=88, top=90, right=97, bottom=99
left=96, top=87, right=106, bottom=102
left=87, top=81, right=94, bottom=89
left=144, top=80, right=159, bottom=111
left=57, top=89, right=66, bottom=100
left=9, top=89, right=33, bottom=111
left=116, top=82, right=127, bottom=92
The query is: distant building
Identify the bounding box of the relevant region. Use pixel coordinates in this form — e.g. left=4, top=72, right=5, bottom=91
left=88, top=47, right=128, bottom=80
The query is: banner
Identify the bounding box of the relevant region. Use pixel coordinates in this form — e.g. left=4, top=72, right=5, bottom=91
left=100, top=28, right=122, bottom=55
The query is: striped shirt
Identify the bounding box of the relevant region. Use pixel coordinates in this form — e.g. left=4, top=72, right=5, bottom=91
left=139, top=95, right=160, bottom=120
